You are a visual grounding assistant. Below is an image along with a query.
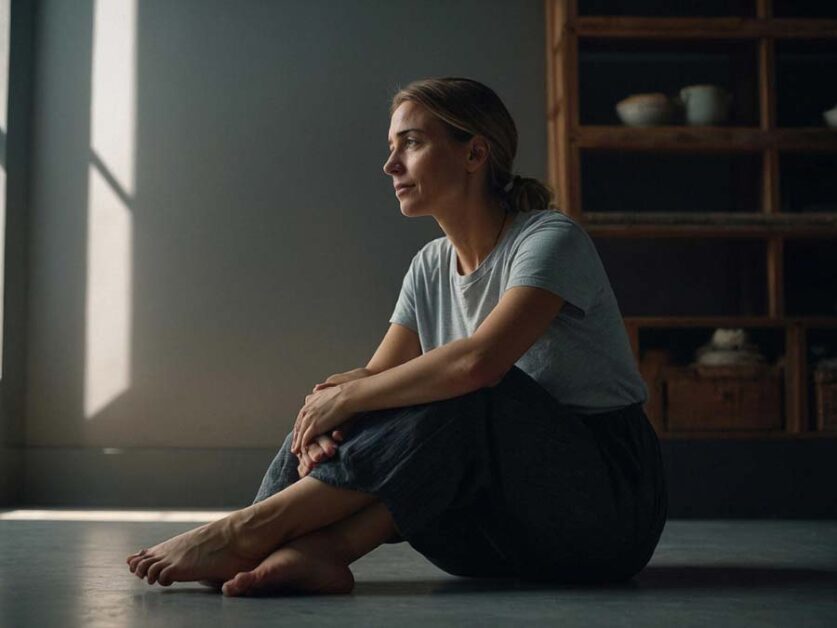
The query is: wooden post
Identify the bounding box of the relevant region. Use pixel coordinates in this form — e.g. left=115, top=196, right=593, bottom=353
left=550, top=0, right=580, bottom=218
left=767, top=237, right=784, bottom=319
left=785, top=322, right=807, bottom=433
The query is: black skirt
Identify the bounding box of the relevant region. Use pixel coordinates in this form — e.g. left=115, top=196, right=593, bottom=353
left=253, top=365, right=668, bottom=584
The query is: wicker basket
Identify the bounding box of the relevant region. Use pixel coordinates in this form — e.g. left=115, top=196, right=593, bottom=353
left=662, top=364, right=783, bottom=432
left=695, top=363, right=771, bottom=380
left=814, top=368, right=837, bottom=431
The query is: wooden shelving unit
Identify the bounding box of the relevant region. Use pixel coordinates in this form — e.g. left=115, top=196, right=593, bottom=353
left=545, top=0, right=837, bottom=439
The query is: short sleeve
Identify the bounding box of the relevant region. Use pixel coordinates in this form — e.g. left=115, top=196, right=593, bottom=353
left=506, top=218, right=602, bottom=318
left=388, top=254, right=419, bottom=333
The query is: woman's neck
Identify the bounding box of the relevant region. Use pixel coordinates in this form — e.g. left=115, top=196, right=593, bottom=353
left=440, top=200, right=510, bottom=275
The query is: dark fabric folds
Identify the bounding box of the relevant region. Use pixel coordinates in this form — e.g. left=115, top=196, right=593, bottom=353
left=253, top=366, right=667, bottom=583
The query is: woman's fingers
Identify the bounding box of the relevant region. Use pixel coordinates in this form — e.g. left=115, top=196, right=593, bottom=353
left=307, top=440, right=326, bottom=462
left=292, top=407, right=306, bottom=454
left=299, top=446, right=314, bottom=469
left=297, top=461, right=310, bottom=478
left=300, top=425, right=317, bottom=453
left=315, top=434, right=338, bottom=458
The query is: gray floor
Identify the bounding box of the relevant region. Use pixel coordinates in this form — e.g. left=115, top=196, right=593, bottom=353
left=1, top=515, right=835, bottom=627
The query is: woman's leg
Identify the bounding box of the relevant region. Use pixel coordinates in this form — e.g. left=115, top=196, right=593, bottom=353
left=130, top=382, right=506, bottom=587
left=128, top=476, right=386, bottom=585
left=220, top=500, right=398, bottom=596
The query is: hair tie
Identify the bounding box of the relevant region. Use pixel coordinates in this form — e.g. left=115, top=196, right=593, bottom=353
left=503, top=174, right=523, bottom=194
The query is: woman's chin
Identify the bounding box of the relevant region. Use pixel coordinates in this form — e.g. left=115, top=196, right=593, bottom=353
left=399, top=202, right=423, bottom=217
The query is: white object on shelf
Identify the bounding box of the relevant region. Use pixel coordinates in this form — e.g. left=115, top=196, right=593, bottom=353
left=824, top=105, right=837, bottom=128
left=695, top=327, right=767, bottom=366
left=678, top=84, right=732, bottom=126
left=615, top=93, right=672, bottom=127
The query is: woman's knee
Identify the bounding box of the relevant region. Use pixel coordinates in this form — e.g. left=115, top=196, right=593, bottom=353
left=278, top=430, right=297, bottom=457
left=347, top=388, right=488, bottom=442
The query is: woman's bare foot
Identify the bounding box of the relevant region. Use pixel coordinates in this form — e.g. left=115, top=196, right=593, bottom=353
left=125, top=508, right=275, bottom=587
left=125, top=478, right=379, bottom=588
left=220, top=528, right=354, bottom=597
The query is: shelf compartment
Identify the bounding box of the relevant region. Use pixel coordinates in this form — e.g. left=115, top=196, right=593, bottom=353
left=626, top=316, right=837, bottom=328
left=578, top=38, right=759, bottom=126
left=776, top=39, right=837, bottom=128
left=637, top=325, right=785, bottom=433
left=580, top=151, right=761, bottom=213
left=773, top=2, right=837, bottom=19
left=784, top=240, right=837, bottom=316
left=573, top=17, right=837, bottom=39
left=575, top=126, right=837, bottom=152
left=779, top=153, right=837, bottom=213
left=593, top=238, right=767, bottom=316
left=583, top=211, right=837, bottom=237
left=577, top=1, right=754, bottom=19
left=638, top=325, right=786, bottom=370
left=807, top=328, right=837, bottom=369
left=806, top=328, right=837, bottom=431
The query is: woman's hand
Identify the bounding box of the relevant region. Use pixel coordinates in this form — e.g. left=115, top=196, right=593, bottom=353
left=297, top=432, right=345, bottom=478
left=314, top=367, right=372, bottom=390
left=292, top=368, right=374, bottom=471
left=291, top=384, right=355, bottom=456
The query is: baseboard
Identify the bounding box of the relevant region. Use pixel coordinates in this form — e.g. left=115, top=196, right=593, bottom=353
left=661, top=438, right=837, bottom=518
left=21, top=447, right=278, bottom=508
left=7, top=440, right=837, bottom=516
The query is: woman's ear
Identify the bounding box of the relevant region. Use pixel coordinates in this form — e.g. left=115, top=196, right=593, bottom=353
left=466, top=137, right=490, bottom=172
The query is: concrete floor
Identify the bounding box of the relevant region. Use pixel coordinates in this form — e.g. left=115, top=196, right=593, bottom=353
left=0, top=514, right=835, bottom=627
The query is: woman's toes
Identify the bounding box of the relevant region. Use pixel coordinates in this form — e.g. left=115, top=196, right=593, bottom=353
left=128, top=555, right=147, bottom=573
left=221, top=571, right=258, bottom=597
left=147, top=561, right=169, bottom=585
left=136, top=556, right=160, bottom=579
left=159, top=566, right=177, bottom=587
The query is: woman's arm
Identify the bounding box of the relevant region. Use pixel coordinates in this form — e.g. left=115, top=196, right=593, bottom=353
left=340, top=337, right=486, bottom=415
left=291, top=336, right=484, bottom=454
left=294, top=287, right=566, bottom=453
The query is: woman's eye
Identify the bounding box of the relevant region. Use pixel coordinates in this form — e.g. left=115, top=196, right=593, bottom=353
left=387, top=139, right=418, bottom=155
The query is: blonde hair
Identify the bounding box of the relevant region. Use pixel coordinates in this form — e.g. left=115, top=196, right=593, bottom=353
left=389, top=77, right=559, bottom=214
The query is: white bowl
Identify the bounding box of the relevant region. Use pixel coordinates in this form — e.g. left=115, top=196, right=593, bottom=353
left=824, top=106, right=837, bottom=128
left=616, top=93, right=672, bottom=127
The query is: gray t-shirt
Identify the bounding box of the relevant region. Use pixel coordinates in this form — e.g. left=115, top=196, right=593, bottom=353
left=389, top=208, right=647, bottom=414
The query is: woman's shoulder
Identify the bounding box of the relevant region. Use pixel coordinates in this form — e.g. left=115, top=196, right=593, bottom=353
left=409, top=235, right=448, bottom=274
left=512, top=209, right=590, bottom=246
left=517, top=208, right=582, bottom=231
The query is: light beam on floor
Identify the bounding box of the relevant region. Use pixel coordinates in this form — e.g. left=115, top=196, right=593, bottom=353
left=0, top=510, right=234, bottom=522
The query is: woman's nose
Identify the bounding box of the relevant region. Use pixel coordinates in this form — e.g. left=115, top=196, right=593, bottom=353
left=383, top=153, right=400, bottom=175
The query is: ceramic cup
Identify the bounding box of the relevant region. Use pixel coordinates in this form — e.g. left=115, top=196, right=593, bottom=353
left=678, top=84, right=732, bottom=125
left=615, top=93, right=672, bottom=127
left=824, top=105, right=837, bottom=128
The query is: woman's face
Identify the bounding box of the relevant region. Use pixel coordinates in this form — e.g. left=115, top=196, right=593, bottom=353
left=383, top=101, right=471, bottom=217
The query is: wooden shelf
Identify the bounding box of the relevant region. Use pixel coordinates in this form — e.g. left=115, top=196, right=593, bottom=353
left=624, top=316, right=837, bottom=328
left=545, top=0, right=837, bottom=438
left=659, top=429, right=837, bottom=440
left=572, top=17, right=837, bottom=41
left=575, top=126, right=837, bottom=152
left=583, top=212, right=837, bottom=237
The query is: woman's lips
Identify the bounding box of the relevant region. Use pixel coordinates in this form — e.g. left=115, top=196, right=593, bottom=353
left=396, top=186, right=414, bottom=196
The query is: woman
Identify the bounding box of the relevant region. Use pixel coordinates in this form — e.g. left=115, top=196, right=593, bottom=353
left=125, top=77, right=667, bottom=596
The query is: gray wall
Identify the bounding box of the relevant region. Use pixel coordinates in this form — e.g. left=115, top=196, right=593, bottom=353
left=1, top=0, right=35, bottom=505
left=10, top=0, right=547, bottom=506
